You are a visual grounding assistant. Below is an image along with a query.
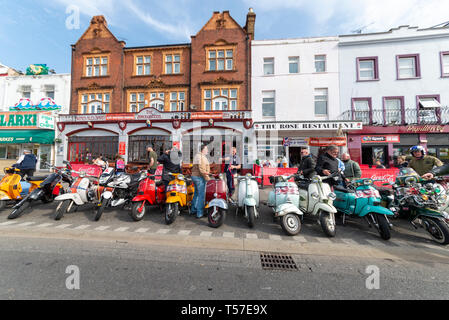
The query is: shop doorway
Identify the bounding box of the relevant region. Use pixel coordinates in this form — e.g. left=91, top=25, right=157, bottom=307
left=289, top=147, right=302, bottom=167
left=362, top=145, right=387, bottom=166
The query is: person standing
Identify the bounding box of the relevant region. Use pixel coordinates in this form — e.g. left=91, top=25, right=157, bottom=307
left=114, top=154, right=126, bottom=175
left=341, top=153, right=362, bottom=180
left=191, top=144, right=210, bottom=219
left=315, top=145, right=342, bottom=186
left=297, top=148, right=316, bottom=179
left=222, top=146, right=241, bottom=199
left=146, top=145, right=158, bottom=174
left=14, top=149, right=37, bottom=178
left=408, top=145, right=443, bottom=176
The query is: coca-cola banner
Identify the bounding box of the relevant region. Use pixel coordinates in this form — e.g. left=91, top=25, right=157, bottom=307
left=360, top=168, right=399, bottom=187
left=70, top=164, right=103, bottom=178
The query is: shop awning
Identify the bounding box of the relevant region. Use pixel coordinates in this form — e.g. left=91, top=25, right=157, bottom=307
left=0, top=130, right=54, bottom=144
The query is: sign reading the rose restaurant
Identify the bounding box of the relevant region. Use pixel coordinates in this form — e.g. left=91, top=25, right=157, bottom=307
left=254, top=121, right=363, bottom=131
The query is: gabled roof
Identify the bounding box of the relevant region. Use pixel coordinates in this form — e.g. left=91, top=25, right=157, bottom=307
left=193, top=11, right=246, bottom=38
left=74, top=15, right=125, bottom=46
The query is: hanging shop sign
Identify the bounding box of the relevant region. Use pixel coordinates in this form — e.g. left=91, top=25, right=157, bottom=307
left=308, top=137, right=347, bottom=147
left=361, top=135, right=400, bottom=144
left=191, top=112, right=224, bottom=120
left=406, top=125, right=445, bottom=133
left=119, top=142, right=126, bottom=155
left=289, top=138, right=309, bottom=147
left=37, top=114, right=55, bottom=130
left=254, top=121, right=363, bottom=131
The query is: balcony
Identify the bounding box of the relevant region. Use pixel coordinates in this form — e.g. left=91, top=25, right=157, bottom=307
left=338, top=107, right=449, bottom=126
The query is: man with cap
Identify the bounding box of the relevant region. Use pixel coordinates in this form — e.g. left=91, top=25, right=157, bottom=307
left=13, top=149, right=38, bottom=178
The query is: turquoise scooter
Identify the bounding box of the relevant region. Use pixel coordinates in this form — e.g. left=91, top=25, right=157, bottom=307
left=333, top=177, right=395, bottom=240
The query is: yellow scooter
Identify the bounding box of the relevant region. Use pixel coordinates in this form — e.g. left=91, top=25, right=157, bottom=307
left=0, top=167, right=47, bottom=211
left=164, top=173, right=194, bottom=225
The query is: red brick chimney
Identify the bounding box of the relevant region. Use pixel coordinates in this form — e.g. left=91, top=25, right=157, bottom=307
left=245, top=8, right=256, bottom=40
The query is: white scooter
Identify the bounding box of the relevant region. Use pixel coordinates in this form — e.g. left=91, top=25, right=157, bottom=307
left=295, top=173, right=338, bottom=237
left=235, top=173, right=261, bottom=228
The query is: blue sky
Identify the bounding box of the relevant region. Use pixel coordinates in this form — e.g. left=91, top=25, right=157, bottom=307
left=1, top=0, right=448, bottom=74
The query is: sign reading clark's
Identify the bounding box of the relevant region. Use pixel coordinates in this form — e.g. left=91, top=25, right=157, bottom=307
left=254, top=121, right=363, bottom=131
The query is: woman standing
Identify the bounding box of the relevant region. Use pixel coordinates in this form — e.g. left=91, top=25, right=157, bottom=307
left=191, top=144, right=210, bottom=219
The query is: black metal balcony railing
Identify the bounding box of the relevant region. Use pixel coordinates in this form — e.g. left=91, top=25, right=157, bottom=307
left=338, top=107, right=449, bottom=126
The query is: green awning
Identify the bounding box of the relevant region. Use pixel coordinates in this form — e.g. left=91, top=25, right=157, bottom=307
left=0, top=130, right=54, bottom=144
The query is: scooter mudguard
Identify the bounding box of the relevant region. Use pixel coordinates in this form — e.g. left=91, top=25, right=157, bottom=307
left=359, top=205, right=394, bottom=217
left=166, top=195, right=182, bottom=205
left=102, top=191, right=113, bottom=200
left=312, top=203, right=338, bottom=216
left=55, top=193, right=84, bottom=206
left=0, top=190, right=10, bottom=201
left=243, top=197, right=258, bottom=208
left=132, top=194, right=153, bottom=204
left=416, top=208, right=447, bottom=219
left=276, top=202, right=302, bottom=217
left=206, top=198, right=228, bottom=210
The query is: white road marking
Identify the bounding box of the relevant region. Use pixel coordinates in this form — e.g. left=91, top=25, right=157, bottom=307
left=156, top=229, right=170, bottom=234
left=200, top=231, right=213, bottom=237
left=94, top=226, right=111, bottom=231
left=134, top=228, right=150, bottom=233
left=16, top=222, right=36, bottom=227
left=35, top=223, right=54, bottom=228
left=56, top=224, right=72, bottom=229
left=268, top=235, right=282, bottom=241
left=366, top=239, right=388, bottom=246
left=316, top=237, right=333, bottom=244
left=0, top=221, right=19, bottom=226
left=114, top=227, right=129, bottom=232
left=74, top=225, right=91, bottom=230
left=245, top=233, right=258, bottom=239
left=222, top=232, right=235, bottom=238
left=341, top=238, right=359, bottom=246
left=292, top=236, right=307, bottom=242
left=178, top=230, right=191, bottom=236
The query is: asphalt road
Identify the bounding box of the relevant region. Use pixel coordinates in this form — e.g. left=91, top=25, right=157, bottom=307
left=0, top=189, right=448, bottom=300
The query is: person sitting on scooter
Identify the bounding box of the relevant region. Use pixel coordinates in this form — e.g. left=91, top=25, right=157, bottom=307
left=158, top=146, right=182, bottom=190
left=408, top=145, right=443, bottom=176
left=315, top=145, right=345, bottom=186
left=13, top=149, right=37, bottom=178
left=297, top=148, right=316, bottom=179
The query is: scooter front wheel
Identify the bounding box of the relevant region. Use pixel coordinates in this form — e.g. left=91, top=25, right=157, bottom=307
left=8, top=201, right=31, bottom=219
left=422, top=217, right=449, bottom=245
left=165, top=203, right=178, bottom=225
left=375, top=214, right=391, bottom=240
left=131, top=201, right=146, bottom=221
left=246, top=205, right=256, bottom=228
left=94, top=198, right=108, bottom=221
left=319, top=210, right=336, bottom=237
left=208, top=206, right=226, bottom=228
left=280, top=213, right=301, bottom=236
left=54, top=200, right=72, bottom=221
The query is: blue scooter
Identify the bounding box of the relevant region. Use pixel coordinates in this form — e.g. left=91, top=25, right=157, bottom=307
left=333, top=177, right=395, bottom=240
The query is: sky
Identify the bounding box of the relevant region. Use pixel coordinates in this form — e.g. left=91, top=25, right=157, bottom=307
left=1, top=0, right=449, bottom=74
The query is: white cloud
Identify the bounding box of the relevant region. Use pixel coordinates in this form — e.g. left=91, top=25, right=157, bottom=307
left=244, top=0, right=449, bottom=34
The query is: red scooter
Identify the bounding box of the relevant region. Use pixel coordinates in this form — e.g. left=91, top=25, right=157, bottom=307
left=130, top=172, right=166, bottom=221
left=206, top=173, right=229, bottom=228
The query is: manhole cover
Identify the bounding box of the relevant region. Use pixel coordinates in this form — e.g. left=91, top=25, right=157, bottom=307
left=260, top=253, right=298, bottom=271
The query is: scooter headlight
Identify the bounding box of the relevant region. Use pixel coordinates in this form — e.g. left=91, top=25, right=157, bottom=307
left=218, top=173, right=224, bottom=180
left=79, top=171, right=86, bottom=178
left=214, top=193, right=218, bottom=197
left=177, top=174, right=185, bottom=181
left=311, top=192, right=320, bottom=200
left=437, top=194, right=447, bottom=204
left=328, top=192, right=337, bottom=200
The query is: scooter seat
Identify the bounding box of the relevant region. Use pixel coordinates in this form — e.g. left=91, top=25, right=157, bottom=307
left=26, top=176, right=48, bottom=181
left=334, top=185, right=355, bottom=194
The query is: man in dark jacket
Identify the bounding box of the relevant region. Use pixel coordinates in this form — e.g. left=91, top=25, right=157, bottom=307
left=158, top=147, right=182, bottom=189
left=13, top=149, right=37, bottom=178
left=297, top=148, right=316, bottom=179
left=315, top=145, right=341, bottom=185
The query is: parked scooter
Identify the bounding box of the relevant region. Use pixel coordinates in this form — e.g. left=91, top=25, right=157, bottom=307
left=235, top=173, right=261, bottom=228
left=95, top=170, right=146, bottom=221
left=8, top=163, right=73, bottom=219
left=206, top=173, right=229, bottom=228
left=333, top=177, right=395, bottom=240
left=165, top=173, right=194, bottom=225
left=380, top=167, right=449, bottom=244
left=267, top=174, right=303, bottom=236
left=53, top=161, right=102, bottom=220
left=295, top=173, right=338, bottom=237
left=0, top=167, right=46, bottom=211
left=130, top=172, right=166, bottom=221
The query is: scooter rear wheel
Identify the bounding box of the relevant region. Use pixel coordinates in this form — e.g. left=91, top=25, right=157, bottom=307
left=280, top=213, right=301, bottom=236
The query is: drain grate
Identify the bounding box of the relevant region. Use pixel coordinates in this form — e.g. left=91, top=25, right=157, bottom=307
left=260, top=253, right=298, bottom=271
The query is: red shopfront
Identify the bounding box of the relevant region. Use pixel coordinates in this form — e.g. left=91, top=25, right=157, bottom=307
left=347, top=125, right=449, bottom=167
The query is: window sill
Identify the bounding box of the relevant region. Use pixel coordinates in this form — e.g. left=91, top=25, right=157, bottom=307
left=396, top=77, right=421, bottom=80
left=161, top=73, right=184, bottom=76
left=357, top=79, right=380, bottom=82
left=131, top=74, right=153, bottom=78
left=204, top=70, right=237, bottom=73
left=81, top=75, right=110, bottom=79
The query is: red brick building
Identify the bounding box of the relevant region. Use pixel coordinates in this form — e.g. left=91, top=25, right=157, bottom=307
left=58, top=10, right=256, bottom=167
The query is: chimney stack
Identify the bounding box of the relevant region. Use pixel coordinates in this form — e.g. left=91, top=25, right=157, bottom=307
left=245, top=8, right=256, bottom=40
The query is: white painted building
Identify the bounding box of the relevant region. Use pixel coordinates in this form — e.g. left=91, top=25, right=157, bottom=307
left=251, top=37, right=359, bottom=166
left=0, top=72, right=71, bottom=170
left=339, top=25, right=449, bottom=166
